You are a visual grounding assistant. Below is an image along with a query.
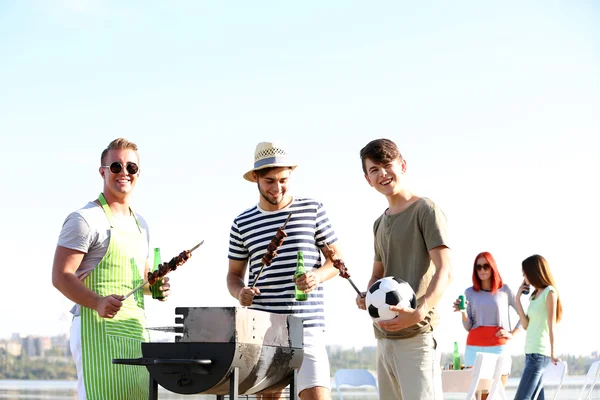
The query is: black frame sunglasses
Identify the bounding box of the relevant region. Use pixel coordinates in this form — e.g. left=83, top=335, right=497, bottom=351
left=475, top=263, right=491, bottom=271
left=102, top=161, right=139, bottom=175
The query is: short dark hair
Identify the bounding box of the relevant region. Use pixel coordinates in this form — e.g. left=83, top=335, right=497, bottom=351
left=254, top=166, right=292, bottom=179
left=101, top=138, right=138, bottom=165
left=359, top=139, right=402, bottom=174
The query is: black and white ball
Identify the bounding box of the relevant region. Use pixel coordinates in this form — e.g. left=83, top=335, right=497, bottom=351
left=366, top=277, right=417, bottom=322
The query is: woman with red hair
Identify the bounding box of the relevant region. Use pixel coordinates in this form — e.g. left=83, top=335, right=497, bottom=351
left=453, top=251, right=522, bottom=386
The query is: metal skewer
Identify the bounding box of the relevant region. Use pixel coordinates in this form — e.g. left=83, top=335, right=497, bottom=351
left=146, top=326, right=183, bottom=333
left=122, top=240, right=205, bottom=300
left=324, top=243, right=364, bottom=297
left=251, top=213, right=292, bottom=289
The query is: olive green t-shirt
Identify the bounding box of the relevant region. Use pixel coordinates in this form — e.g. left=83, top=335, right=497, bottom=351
left=372, top=197, right=449, bottom=339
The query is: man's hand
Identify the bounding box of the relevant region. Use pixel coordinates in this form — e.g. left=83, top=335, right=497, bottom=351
left=293, top=272, right=320, bottom=293
left=356, top=292, right=367, bottom=310
left=238, top=287, right=260, bottom=306
left=378, top=305, right=425, bottom=332
left=96, top=294, right=124, bottom=318
left=156, top=276, right=171, bottom=302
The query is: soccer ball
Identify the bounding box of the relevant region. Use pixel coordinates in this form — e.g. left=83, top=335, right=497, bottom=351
left=366, top=277, right=417, bottom=322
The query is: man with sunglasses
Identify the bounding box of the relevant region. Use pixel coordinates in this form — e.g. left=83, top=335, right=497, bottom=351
left=52, top=138, right=169, bottom=400
left=356, top=138, right=452, bottom=399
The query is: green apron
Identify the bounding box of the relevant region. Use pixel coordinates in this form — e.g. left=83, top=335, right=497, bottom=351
left=80, top=193, right=150, bottom=399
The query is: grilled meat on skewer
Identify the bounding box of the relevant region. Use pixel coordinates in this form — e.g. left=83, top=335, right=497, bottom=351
left=323, top=246, right=349, bottom=278
left=261, top=228, right=287, bottom=266
left=251, top=214, right=292, bottom=289
left=148, top=250, right=192, bottom=285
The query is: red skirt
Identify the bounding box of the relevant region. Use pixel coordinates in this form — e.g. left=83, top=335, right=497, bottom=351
left=466, top=326, right=507, bottom=346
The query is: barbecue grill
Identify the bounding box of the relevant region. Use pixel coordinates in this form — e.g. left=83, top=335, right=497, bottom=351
left=114, top=306, right=304, bottom=399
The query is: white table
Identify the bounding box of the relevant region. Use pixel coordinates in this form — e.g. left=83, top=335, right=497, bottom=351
left=442, top=369, right=491, bottom=399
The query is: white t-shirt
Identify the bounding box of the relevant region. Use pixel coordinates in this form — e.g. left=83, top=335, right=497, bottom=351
left=57, top=201, right=150, bottom=315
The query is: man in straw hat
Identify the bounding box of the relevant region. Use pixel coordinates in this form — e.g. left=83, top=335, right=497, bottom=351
left=227, top=141, right=343, bottom=400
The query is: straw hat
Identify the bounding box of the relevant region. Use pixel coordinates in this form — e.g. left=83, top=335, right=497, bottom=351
left=243, top=142, right=298, bottom=182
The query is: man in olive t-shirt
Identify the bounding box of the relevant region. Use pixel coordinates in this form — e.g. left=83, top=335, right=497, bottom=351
left=357, top=138, right=453, bottom=400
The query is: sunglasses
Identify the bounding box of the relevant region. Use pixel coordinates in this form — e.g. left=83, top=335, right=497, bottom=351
left=102, top=161, right=139, bottom=175
left=475, top=263, right=491, bottom=271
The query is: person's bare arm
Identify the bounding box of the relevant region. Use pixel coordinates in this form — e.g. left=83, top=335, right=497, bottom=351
left=316, top=241, right=343, bottom=283
left=356, top=260, right=385, bottom=310
left=515, top=280, right=530, bottom=330
left=547, top=290, right=560, bottom=364
left=227, top=258, right=258, bottom=306
left=452, top=296, right=472, bottom=331
left=380, top=245, right=452, bottom=331
left=418, top=246, right=453, bottom=316
left=52, top=245, right=123, bottom=318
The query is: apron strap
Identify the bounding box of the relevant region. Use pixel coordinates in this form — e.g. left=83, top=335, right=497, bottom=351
left=98, top=193, right=142, bottom=232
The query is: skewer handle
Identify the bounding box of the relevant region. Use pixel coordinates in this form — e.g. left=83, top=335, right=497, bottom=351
left=347, top=278, right=364, bottom=297
left=251, top=263, right=266, bottom=289
left=190, top=240, right=205, bottom=252
left=123, top=280, right=148, bottom=300
left=282, top=213, right=292, bottom=229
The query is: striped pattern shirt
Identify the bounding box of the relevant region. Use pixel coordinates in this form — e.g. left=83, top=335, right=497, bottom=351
left=228, top=197, right=337, bottom=332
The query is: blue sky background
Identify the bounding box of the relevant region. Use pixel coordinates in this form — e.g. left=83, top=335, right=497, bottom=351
left=1, top=2, right=599, bottom=355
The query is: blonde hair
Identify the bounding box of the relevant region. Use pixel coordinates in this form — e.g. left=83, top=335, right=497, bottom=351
left=101, top=138, right=138, bottom=165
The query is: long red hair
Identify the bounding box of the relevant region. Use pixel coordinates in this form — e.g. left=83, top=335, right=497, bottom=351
left=472, top=251, right=504, bottom=293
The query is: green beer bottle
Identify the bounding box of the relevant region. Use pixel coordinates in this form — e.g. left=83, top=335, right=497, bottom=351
left=294, top=251, right=308, bottom=301
left=453, top=341, right=461, bottom=370
left=150, top=247, right=164, bottom=300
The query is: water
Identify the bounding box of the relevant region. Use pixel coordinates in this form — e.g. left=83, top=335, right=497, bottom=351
left=1, top=378, right=599, bottom=399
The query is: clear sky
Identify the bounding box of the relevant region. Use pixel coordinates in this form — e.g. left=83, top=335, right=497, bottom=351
left=1, top=2, right=599, bottom=356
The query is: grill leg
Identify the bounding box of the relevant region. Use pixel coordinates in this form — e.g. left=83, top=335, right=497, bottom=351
left=290, top=368, right=298, bottom=400
left=229, top=366, right=239, bottom=400
left=149, top=375, right=158, bottom=400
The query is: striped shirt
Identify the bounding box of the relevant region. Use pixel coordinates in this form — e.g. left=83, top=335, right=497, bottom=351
left=228, top=197, right=337, bottom=333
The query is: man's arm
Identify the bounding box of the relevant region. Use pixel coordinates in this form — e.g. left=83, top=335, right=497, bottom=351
left=356, top=260, right=384, bottom=310
left=316, top=241, right=343, bottom=283
left=295, top=241, right=343, bottom=293
left=418, top=245, right=453, bottom=317
left=380, top=245, right=452, bottom=331
left=52, top=245, right=123, bottom=318
left=227, top=258, right=258, bottom=306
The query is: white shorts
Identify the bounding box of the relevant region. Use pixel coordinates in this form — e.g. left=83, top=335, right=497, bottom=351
left=70, top=316, right=86, bottom=400
left=298, top=330, right=331, bottom=393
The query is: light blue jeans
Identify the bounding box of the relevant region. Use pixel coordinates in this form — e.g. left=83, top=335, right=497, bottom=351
left=464, top=344, right=512, bottom=374
left=514, top=353, right=551, bottom=400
